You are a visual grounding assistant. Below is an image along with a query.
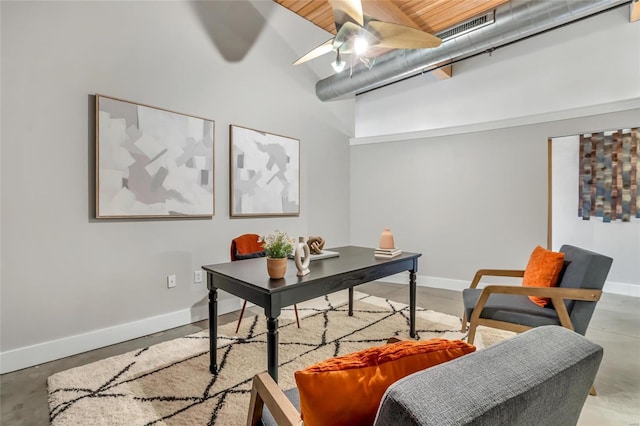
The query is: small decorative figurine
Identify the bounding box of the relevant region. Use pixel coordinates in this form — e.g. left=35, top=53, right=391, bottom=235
left=307, top=236, right=325, bottom=254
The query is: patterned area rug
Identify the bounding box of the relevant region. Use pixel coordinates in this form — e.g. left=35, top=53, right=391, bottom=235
left=47, top=291, right=513, bottom=425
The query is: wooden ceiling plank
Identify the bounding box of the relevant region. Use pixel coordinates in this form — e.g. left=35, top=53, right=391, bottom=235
left=421, top=0, right=471, bottom=21
left=395, top=1, right=426, bottom=20
left=410, top=0, right=464, bottom=33
left=401, top=0, right=427, bottom=11
left=316, top=13, right=336, bottom=26
left=408, top=0, right=452, bottom=18
left=306, top=2, right=334, bottom=22
left=316, top=13, right=338, bottom=33
left=631, top=0, right=640, bottom=22
left=286, top=0, right=314, bottom=13
left=296, top=0, right=327, bottom=18
left=277, top=0, right=337, bottom=34
left=452, top=0, right=508, bottom=18
left=362, top=0, right=420, bottom=29
left=276, top=0, right=302, bottom=7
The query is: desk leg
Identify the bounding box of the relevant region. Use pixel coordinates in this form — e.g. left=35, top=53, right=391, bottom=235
left=348, top=287, right=354, bottom=316
left=409, top=270, right=416, bottom=338
left=209, top=288, right=218, bottom=374
left=267, top=317, right=279, bottom=382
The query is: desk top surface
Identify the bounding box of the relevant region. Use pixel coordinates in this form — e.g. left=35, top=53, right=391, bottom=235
left=202, top=246, right=421, bottom=292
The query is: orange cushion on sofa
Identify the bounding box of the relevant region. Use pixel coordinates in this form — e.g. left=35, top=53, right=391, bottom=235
left=294, top=339, right=476, bottom=426
left=522, top=245, right=565, bottom=307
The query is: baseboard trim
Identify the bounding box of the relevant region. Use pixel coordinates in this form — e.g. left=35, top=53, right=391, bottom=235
left=377, top=272, right=468, bottom=291
left=377, top=272, right=640, bottom=296
left=0, top=298, right=241, bottom=374
left=603, top=281, right=640, bottom=297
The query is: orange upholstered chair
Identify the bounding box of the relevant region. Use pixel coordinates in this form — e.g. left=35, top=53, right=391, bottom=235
left=231, top=234, right=300, bottom=333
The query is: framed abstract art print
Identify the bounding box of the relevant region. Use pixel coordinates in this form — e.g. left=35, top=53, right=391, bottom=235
left=96, top=95, right=215, bottom=218
left=230, top=125, right=300, bottom=217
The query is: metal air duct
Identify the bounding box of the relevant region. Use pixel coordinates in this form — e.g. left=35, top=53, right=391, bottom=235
left=315, top=0, right=629, bottom=101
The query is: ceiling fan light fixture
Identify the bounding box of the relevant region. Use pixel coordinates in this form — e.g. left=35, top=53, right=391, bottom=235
left=331, top=50, right=346, bottom=73
left=353, top=36, right=369, bottom=56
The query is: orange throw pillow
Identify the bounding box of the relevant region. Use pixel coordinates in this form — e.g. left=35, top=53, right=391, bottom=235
left=522, top=245, right=565, bottom=307
left=294, top=339, right=476, bottom=426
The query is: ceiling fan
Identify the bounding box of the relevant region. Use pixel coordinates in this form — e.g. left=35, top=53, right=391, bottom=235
left=293, top=0, right=442, bottom=72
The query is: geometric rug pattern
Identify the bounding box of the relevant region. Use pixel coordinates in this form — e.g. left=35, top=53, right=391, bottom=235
left=48, top=291, right=514, bottom=425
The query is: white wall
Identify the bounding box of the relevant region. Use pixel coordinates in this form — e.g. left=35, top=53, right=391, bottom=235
left=351, top=124, right=548, bottom=278
left=355, top=6, right=640, bottom=138
left=552, top=135, right=640, bottom=295
left=350, top=6, right=640, bottom=293
left=0, top=1, right=353, bottom=372
left=351, top=111, right=639, bottom=286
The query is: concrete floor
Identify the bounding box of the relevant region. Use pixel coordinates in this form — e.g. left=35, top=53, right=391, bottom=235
left=1, top=282, right=638, bottom=425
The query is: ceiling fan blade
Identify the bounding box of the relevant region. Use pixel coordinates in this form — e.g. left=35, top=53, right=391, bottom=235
left=293, top=38, right=335, bottom=65
left=329, top=0, right=364, bottom=31
left=368, top=21, right=442, bottom=49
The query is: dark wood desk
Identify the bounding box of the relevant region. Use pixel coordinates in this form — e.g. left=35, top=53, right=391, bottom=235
left=202, top=246, right=421, bottom=381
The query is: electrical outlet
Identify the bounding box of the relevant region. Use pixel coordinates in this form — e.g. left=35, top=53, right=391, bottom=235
left=194, top=270, right=203, bottom=283
left=167, top=274, right=176, bottom=288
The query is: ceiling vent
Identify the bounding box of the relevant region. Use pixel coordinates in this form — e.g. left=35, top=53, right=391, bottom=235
left=436, top=11, right=495, bottom=42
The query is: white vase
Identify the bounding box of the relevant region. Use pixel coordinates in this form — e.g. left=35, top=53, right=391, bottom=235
left=294, top=236, right=311, bottom=276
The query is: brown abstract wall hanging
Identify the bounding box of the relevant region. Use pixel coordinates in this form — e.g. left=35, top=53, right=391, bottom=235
left=579, top=128, right=639, bottom=222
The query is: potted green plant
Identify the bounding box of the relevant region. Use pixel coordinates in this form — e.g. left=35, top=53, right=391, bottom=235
left=259, top=230, right=294, bottom=279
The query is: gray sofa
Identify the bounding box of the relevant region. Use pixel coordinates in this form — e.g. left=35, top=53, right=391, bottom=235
left=253, top=326, right=603, bottom=426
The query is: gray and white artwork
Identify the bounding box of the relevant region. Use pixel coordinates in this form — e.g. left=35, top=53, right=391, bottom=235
left=230, top=125, right=299, bottom=217
left=96, top=95, right=214, bottom=218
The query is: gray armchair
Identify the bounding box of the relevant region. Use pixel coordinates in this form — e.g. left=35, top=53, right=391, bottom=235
left=248, top=326, right=603, bottom=426
left=461, top=245, right=612, bottom=345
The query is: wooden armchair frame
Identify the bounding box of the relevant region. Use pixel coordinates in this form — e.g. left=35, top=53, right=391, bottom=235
left=461, top=269, right=602, bottom=396
left=247, top=372, right=302, bottom=426
left=461, top=269, right=602, bottom=343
